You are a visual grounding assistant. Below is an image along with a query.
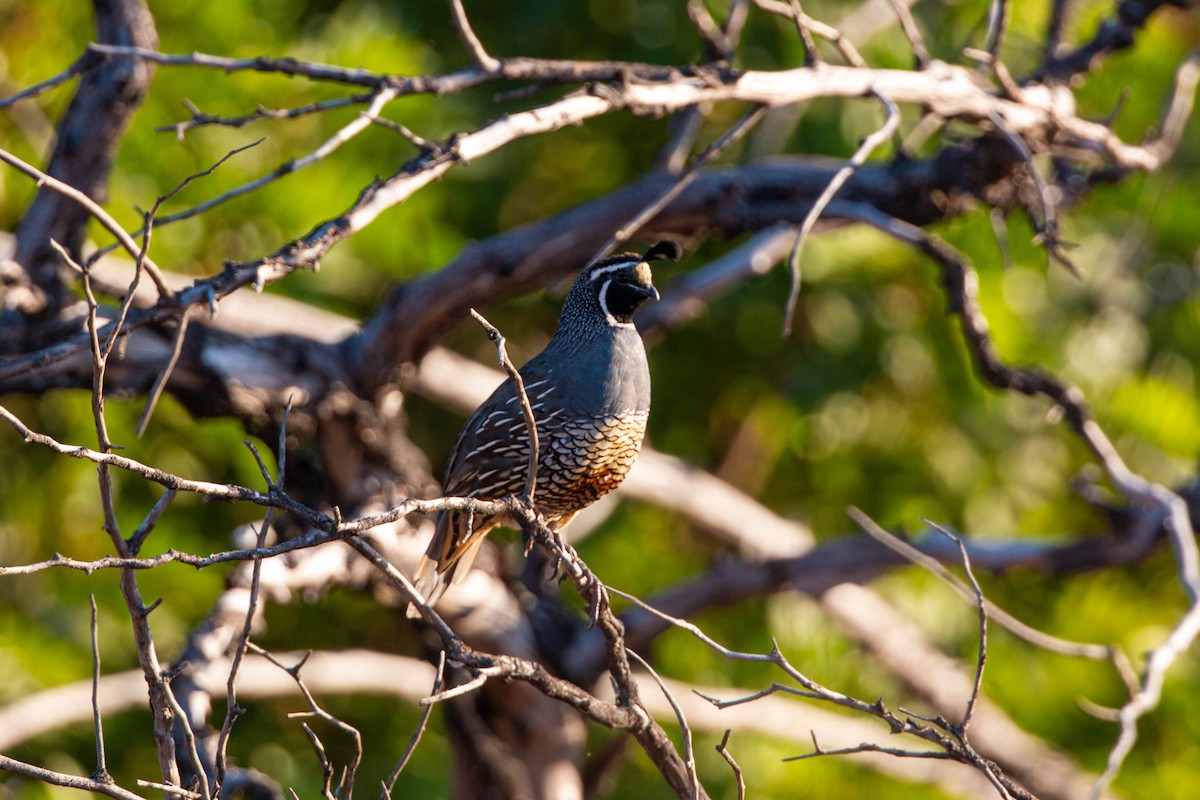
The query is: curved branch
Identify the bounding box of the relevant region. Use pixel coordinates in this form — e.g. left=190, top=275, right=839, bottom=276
left=7, top=0, right=157, bottom=317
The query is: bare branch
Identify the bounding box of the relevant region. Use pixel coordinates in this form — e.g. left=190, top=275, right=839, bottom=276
left=754, top=0, right=867, bottom=67
left=144, top=86, right=398, bottom=236
left=448, top=0, right=501, bottom=72
left=629, top=648, right=701, bottom=800
left=160, top=96, right=371, bottom=139
left=159, top=680, right=211, bottom=800
left=836, top=200, right=1200, bottom=798
left=214, top=513, right=273, bottom=796
left=251, top=644, right=363, bottom=799
left=0, top=146, right=172, bottom=300
left=0, top=51, right=101, bottom=109
left=135, top=308, right=191, bottom=437
left=0, top=754, right=147, bottom=800
left=714, top=731, right=746, bottom=800
left=381, top=651, right=445, bottom=799
left=591, top=103, right=768, bottom=263
left=788, top=734, right=951, bottom=762
left=886, top=0, right=930, bottom=67
left=90, top=595, right=109, bottom=779
left=924, top=521, right=989, bottom=734
left=470, top=309, right=539, bottom=502
left=848, top=508, right=1111, bottom=660
left=783, top=90, right=899, bottom=333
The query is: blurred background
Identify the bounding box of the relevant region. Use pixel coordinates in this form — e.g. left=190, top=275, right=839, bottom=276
left=0, top=0, right=1198, bottom=797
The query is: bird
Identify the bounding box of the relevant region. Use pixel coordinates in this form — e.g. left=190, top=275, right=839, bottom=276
left=408, top=240, right=680, bottom=614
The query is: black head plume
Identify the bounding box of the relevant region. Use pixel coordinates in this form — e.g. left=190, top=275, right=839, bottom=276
left=643, top=239, right=681, bottom=264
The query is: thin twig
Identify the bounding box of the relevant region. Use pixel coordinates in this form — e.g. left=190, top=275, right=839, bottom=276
left=159, top=681, right=212, bottom=800
left=89, top=595, right=108, bottom=778
left=215, top=512, right=273, bottom=795
left=787, top=0, right=824, bottom=66
left=382, top=652, right=445, bottom=799
left=90, top=137, right=266, bottom=266
left=126, top=490, right=178, bottom=554
left=847, top=507, right=1111, bottom=659
left=134, top=781, right=201, bottom=799
left=448, top=0, right=501, bottom=71
left=782, top=89, right=899, bottom=334
left=787, top=735, right=951, bottom=762
left=834, top=201, right=1200, bottom=798
left=592, top=103, right=767, bottom=263
left=0, top=754, right=147, bottom=800
left=753, top=0, right=866, bottom=67
left=251, top=644, right=363, bottom=799
left=144, top=87, right=398, bottom=236
left=160, top=96, right=369, bottom=139
left=612, top=586, right=1033, bottom=798
left=887, top=0, right=930, bottom=67
left=136, top=309, right=192, bottom=437
left=299, top=722, right=337, bottom=800
left=0, top=148, right=172, bottom=299
left=714, top=731, right=746, bottom=800
left=0, top=51, right=101, bottom=109
left=983, top=0, right=1011, bottom=59
left=470, top=309, right=539, bottom=502
left=419, top=669, right=496, bottom=706
left=629, top=649, right=700, bottom=800
left=923, top=521, right=989, bottom=734
left=71, top=218, right=181, bottom=789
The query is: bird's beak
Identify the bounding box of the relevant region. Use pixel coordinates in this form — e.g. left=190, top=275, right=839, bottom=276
left=636, top=283, right=660, bottom=302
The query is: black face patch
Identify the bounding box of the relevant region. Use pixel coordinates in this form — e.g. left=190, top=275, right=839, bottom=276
left=580, top=241, right=674, bottom=326
left=599, top=277, right=647, bottom=322
left=594, top=263, right=657, bottom=325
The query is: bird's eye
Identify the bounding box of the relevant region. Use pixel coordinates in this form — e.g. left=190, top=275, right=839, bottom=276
left=614, top=272, right=632, bottom=283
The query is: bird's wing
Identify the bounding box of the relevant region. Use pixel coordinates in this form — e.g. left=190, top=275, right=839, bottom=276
left=442, top=359, right=561, bottom=499
left=425, top=359, right=562, bottom=579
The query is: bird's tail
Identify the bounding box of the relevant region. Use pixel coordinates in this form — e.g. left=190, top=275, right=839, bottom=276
left=405, top=511, right=490, bottom=619
left=406, top=552, right=449, bottom=619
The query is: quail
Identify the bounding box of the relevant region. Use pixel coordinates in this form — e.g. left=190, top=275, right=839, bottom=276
left=409, top=240, right=680, bottom=612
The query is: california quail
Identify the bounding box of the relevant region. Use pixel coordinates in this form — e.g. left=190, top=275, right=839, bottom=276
left=409, top=240, right=680, bottom=612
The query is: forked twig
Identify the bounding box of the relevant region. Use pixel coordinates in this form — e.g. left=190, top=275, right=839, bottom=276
left=715, top=730, right=746, bottom=800
left=847, top=507, right=1111, bottom=660
left=250, top=644, right=363, bottom=799
left=922, top=521, right=989, bottom=733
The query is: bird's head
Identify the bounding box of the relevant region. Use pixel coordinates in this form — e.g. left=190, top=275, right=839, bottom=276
left=572, top=240, right=680, bottom=328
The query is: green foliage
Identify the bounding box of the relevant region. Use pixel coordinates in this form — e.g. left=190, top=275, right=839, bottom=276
left=2, top=1, right=1199, bottom=798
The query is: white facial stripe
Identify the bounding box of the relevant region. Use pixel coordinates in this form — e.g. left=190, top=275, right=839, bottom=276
left=589, top=260, right=642, bottom=281
left=598, top=278, right=635, bottom=329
